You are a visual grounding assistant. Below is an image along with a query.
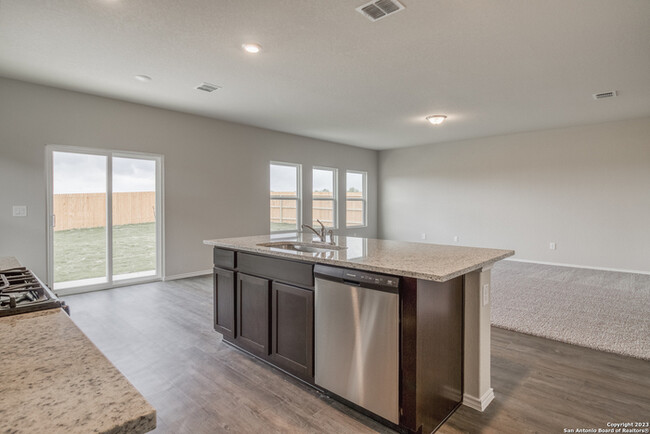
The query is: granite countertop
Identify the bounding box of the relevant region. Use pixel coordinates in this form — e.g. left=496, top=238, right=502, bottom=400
left=0, top=257, right=156, bottom=434
left=0, top=256, right=22, bottom=270
left=204, top=234, right=514, bottom=282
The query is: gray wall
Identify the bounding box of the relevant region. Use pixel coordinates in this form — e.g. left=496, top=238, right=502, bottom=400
left=379, top=117, right=650, bottom=273
left=0, top=78, right=378, bottom=280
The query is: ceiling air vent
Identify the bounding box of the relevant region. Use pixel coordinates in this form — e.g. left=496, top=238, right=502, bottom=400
left=356, top=0, right=405, bottom=22
left=592, top=90, right=617, bottom=100
left=195, top=82, right=221, bottom=93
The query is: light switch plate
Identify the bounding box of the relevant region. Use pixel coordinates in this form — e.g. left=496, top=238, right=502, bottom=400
left=12, top=205, right=27, bottom=217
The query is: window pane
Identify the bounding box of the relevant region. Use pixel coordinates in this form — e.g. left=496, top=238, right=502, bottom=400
left=270, top=198, right=298, bottom=231
left=53, top=152, right=107, bottom=285
left=346, top=171, right=366, bottom=227
left=346, top=172, right=364, bottom=197
left=270, top=162, right=300, bottom=232
left=313, top=168, right=336, bottom=228
left=112, top=157, right=157, bottom=280
left=270, top=164, right=297, bottom=198
left=313, top=199, right=335, bottom=227
left=346, top=200, right=364, bottom=227
left=313, top=168, right=334, bottom=198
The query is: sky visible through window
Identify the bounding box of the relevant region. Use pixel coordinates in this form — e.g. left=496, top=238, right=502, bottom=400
left=53, top=152, right=155, bottom=194
left=347, top=171, right=364, bottom=193
left=313, top=168, right=333, bottom=193
left=270, top=164, right=297, bottom=194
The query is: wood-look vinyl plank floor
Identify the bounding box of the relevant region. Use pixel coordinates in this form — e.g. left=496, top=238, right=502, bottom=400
left=63, top=276, right=650, bottom=434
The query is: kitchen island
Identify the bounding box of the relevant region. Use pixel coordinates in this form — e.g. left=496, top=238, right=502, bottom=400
left=0, top=257, right=156, bottom=434
left=203, top=234, right=513, bottom=433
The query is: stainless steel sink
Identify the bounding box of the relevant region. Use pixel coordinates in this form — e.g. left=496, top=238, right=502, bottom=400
left=257, top=241, right=347, bottom=253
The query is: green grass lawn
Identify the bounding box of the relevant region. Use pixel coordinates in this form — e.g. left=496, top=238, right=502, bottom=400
left=54, top=222, right=156, bottom=283
left=270, top=222, right=298, bottom=232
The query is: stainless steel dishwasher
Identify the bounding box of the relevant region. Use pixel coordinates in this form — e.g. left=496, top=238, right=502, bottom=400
left=314, top=264, right=400, bottom=424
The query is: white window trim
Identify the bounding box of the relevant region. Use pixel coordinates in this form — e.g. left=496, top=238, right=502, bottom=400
left=346, top=169, right=367, bottom=228
left=270, top=161, right=302, bottom=234
left=312, top=166, right=338, bottom=229
left=45, top=144, right=164, bottom=295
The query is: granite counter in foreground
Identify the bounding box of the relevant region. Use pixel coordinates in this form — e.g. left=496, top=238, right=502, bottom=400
left=0, top=309, right=156, bottom=433
left=203, top=234, right=514, bottom=282
left=0, top=255, right=22, bottom=270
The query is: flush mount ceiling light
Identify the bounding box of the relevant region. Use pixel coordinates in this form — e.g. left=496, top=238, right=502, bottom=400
left=426, top=115, right=447, bottom=125
left=134, top=75, right=152, bottom=82
left=242, top=43, right=262, bottom=54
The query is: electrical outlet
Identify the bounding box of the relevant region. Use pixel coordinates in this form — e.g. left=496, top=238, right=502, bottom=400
left=12, top=205, right=27, bottom=217
left=549, top=242, right=556, bottom=250
left=421, top=233, right=426, bottom=240
left=454, top=235, right=459, bottom=243
left=482, top=284, right=490, bottom=306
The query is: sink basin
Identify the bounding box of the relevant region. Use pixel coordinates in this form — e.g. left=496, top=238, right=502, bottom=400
left=257, top=241, right=347, bottom=253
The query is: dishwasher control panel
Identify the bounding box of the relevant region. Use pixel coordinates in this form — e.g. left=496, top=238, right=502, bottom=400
left=342, top=270, right=399, bottom=288
left=314, top=264, right=400, bottom=291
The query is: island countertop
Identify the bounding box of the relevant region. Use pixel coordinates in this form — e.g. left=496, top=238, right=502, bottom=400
left=204, top=234, right=514, bottom=282
left=0, top=257, right=156, bottom=434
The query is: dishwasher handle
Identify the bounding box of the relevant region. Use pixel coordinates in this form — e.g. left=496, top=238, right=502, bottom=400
left=314, top=264, right=400, bottom=293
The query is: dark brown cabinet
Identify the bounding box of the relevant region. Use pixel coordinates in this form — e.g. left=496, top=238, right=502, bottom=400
left=235, top=273, right=271, bottom=358
left=211, top=246, right=464, bottom=433
left=270, top=282, right=314, bottom=381
left=213, top=267, right=236, bottom=340
left=212, top=247, right=315, bottom=382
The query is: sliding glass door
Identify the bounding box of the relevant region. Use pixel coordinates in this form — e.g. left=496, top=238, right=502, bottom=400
left=112, top=156, right=158, bottom=281
left=47, top=146, right=163, bottom=294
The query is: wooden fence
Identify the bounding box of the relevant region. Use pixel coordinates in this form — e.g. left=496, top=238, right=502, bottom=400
left=55, top=190, right=359, bottom=231
left=53, top=191, right=156, bottom=231
left=270, top=191, right=364, bottom=227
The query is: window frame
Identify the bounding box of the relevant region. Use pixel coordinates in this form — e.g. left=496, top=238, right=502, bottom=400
left=312, top=166, right=338, bottom=229
left=269, top=161, right=302, bottom=234
left=345, top=169, right=367, bottom=228
left=45, top=144, right=164, bottom=295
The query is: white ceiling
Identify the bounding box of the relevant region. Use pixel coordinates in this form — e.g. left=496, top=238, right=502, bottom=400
left=1, top=0, right=648, bottom=150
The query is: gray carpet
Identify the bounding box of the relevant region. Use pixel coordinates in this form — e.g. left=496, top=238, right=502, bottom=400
left=491, top=260, right=650, bottom=360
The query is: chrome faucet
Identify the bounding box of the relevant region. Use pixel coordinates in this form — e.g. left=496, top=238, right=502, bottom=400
left=302, top=220, right=337, bottom=245
left=302, top=219, right=326, bottom=242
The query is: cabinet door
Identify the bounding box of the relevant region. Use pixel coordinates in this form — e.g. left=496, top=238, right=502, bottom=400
left=213, top=267, right=236, bottom=340
left=235, top=273, right=271, bottom=357
left=271, top=282, right=314, bottom=381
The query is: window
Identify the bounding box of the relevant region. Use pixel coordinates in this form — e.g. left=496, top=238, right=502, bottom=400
left=270, top=162, right=301, bottom=232
left=312, top=167, right=337, bottom=228
left=46, top=145, right=163, bottom=295
left=346, top=170, right=366, bottom=227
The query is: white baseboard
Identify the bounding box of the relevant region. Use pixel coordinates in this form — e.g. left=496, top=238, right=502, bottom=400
left=463, top=388, right=495, bottom=412
left=164, top=269, right=212, bottom=281
left=504, top=258, right=650, bottom=276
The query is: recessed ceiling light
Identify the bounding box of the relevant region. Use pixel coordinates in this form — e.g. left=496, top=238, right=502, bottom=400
left=426, top=115, right=447, bottom=125
left=242, top=43, right=262, bottom=54
left=134, top=75, right=152, bottom=82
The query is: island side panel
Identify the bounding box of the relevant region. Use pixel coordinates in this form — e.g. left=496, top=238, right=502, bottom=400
left=416, top=277, right=463, bottom=433
left=463, top=267, right=494, bottom=411
left=400, top=276, right=418, bottom=431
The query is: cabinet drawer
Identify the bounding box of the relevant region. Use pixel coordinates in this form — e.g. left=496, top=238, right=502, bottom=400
left=238, top=252, right=313, bottom=288
left=214, top=247, right=236, bottom=270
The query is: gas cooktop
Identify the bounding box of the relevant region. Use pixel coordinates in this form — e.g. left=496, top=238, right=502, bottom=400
left=0, top=267, right=64, bottom=317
